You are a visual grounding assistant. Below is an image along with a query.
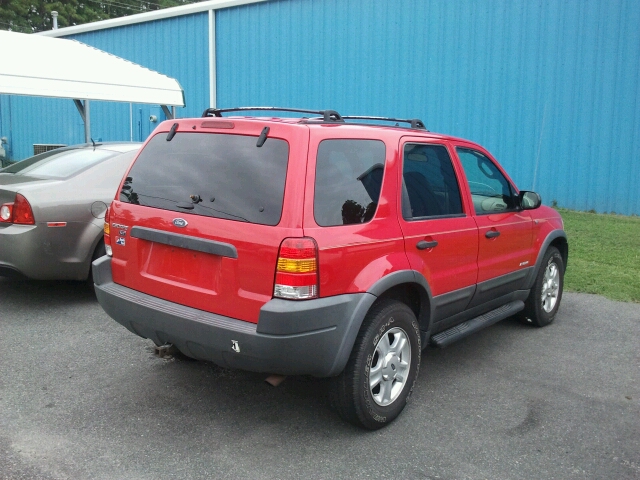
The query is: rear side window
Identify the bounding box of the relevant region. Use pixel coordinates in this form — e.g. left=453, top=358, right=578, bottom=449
left=402, top=144, right=463, bottom=219
left=314, top=139, right=386, bottom=226
left=120, top=132, right=289, bottom=226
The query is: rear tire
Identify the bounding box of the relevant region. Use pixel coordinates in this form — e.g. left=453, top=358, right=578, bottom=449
left=330, top=299, right=421, bottom=429
left=520, top=246, right=564, bottom=327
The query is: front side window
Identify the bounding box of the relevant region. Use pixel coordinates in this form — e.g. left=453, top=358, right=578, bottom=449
left=456, top=147, right=517, bottom=214
left=402, top=143, right=463, bottom=219
left=314, top=139, right=386, bottom=226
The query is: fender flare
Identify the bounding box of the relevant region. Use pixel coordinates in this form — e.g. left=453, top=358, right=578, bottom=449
left=366, top=269, right=435, bottom=329
left=327, top=270, right=434, bottom=376
left=524, top=230, right=568, bottom=289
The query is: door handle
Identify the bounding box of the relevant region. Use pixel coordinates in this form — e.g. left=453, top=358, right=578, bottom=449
left=417, top=240, right=438, bottom=250
left=485, top=230, right=500, bottom=239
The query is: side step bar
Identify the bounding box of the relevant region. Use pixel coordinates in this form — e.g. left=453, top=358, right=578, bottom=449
left=430, top=300, right=524, bottom=348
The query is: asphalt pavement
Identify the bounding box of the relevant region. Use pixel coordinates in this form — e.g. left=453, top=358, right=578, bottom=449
left=1, top=278, right=638, bottom=480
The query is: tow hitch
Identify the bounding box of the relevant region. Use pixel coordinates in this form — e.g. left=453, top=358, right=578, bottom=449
left=154, top=343, right=178, bottom=358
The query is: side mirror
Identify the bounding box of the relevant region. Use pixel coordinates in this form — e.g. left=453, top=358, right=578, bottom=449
left=519, top=191, right=542, bottom=210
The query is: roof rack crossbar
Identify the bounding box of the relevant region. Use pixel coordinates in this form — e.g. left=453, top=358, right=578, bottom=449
left=202, top=106, right=344, bottom=122
left=340, top=116, right=427, bottom=130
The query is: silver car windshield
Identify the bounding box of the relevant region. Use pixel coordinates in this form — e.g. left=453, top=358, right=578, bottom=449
left=4, top=149, right=116, bottom=179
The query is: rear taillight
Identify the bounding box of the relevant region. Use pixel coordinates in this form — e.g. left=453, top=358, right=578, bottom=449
left=0, top=194, right=35, bottom=225
left=13, top=194, right=35, bottom=224
left=274, top=237, right=319, bottom=300
left=104, top=207, right=112, bottom=256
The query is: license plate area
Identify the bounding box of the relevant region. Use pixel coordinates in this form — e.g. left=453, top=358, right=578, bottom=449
left=139, top=241, right=221, bottom=293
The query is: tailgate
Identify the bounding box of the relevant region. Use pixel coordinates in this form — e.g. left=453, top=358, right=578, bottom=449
left=108, top=122, right=308, bottom=324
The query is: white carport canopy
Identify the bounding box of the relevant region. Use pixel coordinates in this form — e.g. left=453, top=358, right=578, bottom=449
left=0, top=30, right=185, bottom=142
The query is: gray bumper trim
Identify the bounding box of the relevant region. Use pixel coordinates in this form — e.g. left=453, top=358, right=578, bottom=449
left=93, top=256, right=372, bottom=377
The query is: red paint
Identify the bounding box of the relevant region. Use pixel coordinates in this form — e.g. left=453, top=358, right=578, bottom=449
left=108, top=116, right=564, bottom=325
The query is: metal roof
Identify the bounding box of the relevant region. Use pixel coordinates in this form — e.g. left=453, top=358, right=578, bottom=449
left=37, top=0, right=266, bottom=38
left=0, top=30, right=184, bottom=106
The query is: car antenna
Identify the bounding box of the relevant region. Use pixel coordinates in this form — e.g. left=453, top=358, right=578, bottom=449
left=91, top=138, right=96, bottom=149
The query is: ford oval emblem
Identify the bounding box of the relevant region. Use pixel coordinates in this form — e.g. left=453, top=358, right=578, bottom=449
left=173, top=218, right=188, bottom=228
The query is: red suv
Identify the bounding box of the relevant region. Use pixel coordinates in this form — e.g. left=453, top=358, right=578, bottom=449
left=93, top=107, right=567, bottom=429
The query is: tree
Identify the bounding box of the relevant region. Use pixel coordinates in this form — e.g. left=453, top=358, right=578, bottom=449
left=0, top=0, right=198, bottom=33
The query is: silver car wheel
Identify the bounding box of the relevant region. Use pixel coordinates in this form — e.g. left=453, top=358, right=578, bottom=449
left=369, top=327, right=412, bottom=407
left=541, top=261, right=560, bottom=313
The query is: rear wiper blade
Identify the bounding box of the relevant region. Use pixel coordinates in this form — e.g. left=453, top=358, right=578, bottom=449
left=188, top=197, right=250, bottom=222
left=175, top=193, right=203, bottom=210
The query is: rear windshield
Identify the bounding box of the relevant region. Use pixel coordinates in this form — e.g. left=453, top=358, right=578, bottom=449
left=120, top=132, right=289, bottom=225
left=1, top=148, right=117, bottom=178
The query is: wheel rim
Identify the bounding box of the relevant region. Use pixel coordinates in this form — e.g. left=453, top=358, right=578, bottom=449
left=541, top=261, right=560, bottom=313
left=369, top=327, right=412, bottom=407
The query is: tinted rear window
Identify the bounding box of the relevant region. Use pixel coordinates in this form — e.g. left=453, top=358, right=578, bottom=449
left=314, top=139, right=386, bottom=226
left=121, top=132, right=289, bottom=226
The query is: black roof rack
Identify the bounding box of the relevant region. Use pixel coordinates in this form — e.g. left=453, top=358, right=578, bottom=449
left=201, top=107, right=427, bottom=130
left=341, top=116, right=427, bottom=130
left=202, top=106, right=344, bottom=122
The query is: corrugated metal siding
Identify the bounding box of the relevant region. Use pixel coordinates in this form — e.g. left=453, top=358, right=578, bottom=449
left=68, top=12, right=209, bottom=118
left=216, top=0, right=640, bottom=215
left=0, top=96, right=85, bottom=159
left=0, top=12, right=209, bottom=160
left=2, top=0, right=639, bottom=214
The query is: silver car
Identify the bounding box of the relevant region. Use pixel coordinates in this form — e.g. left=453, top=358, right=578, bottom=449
left=0, top=143, right=140, bottom=280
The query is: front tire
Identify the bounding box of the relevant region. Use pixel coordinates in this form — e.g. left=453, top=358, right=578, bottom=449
left=520, top=246, right=564, bottom=327
left=330, top=299, right=421, bottom=430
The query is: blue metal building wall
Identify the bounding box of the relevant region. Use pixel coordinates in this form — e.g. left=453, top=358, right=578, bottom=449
left=2, top=0, right=638, bottom=214
left=0, top=12, right=208, bottom=160
left=216, top=0, right=640, bottom=215
left=0, top=95, right=85, bottom=160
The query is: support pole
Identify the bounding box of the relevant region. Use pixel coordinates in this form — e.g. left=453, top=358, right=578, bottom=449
left=84, top=100, right=91, bottom=143
left=73, top=99, right=91, bottom=143
left=161, top=105, right=173, bottom=119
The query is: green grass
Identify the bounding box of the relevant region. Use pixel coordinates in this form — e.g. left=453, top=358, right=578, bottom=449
left=558, top=208, right=640, bottom=303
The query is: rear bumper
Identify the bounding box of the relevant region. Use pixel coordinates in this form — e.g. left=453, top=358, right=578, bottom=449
left=0, top=224, right=39, bottom=278
left=93, top=256, right=375, bottom=377
left=0, top=222, right=94, bottom=280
